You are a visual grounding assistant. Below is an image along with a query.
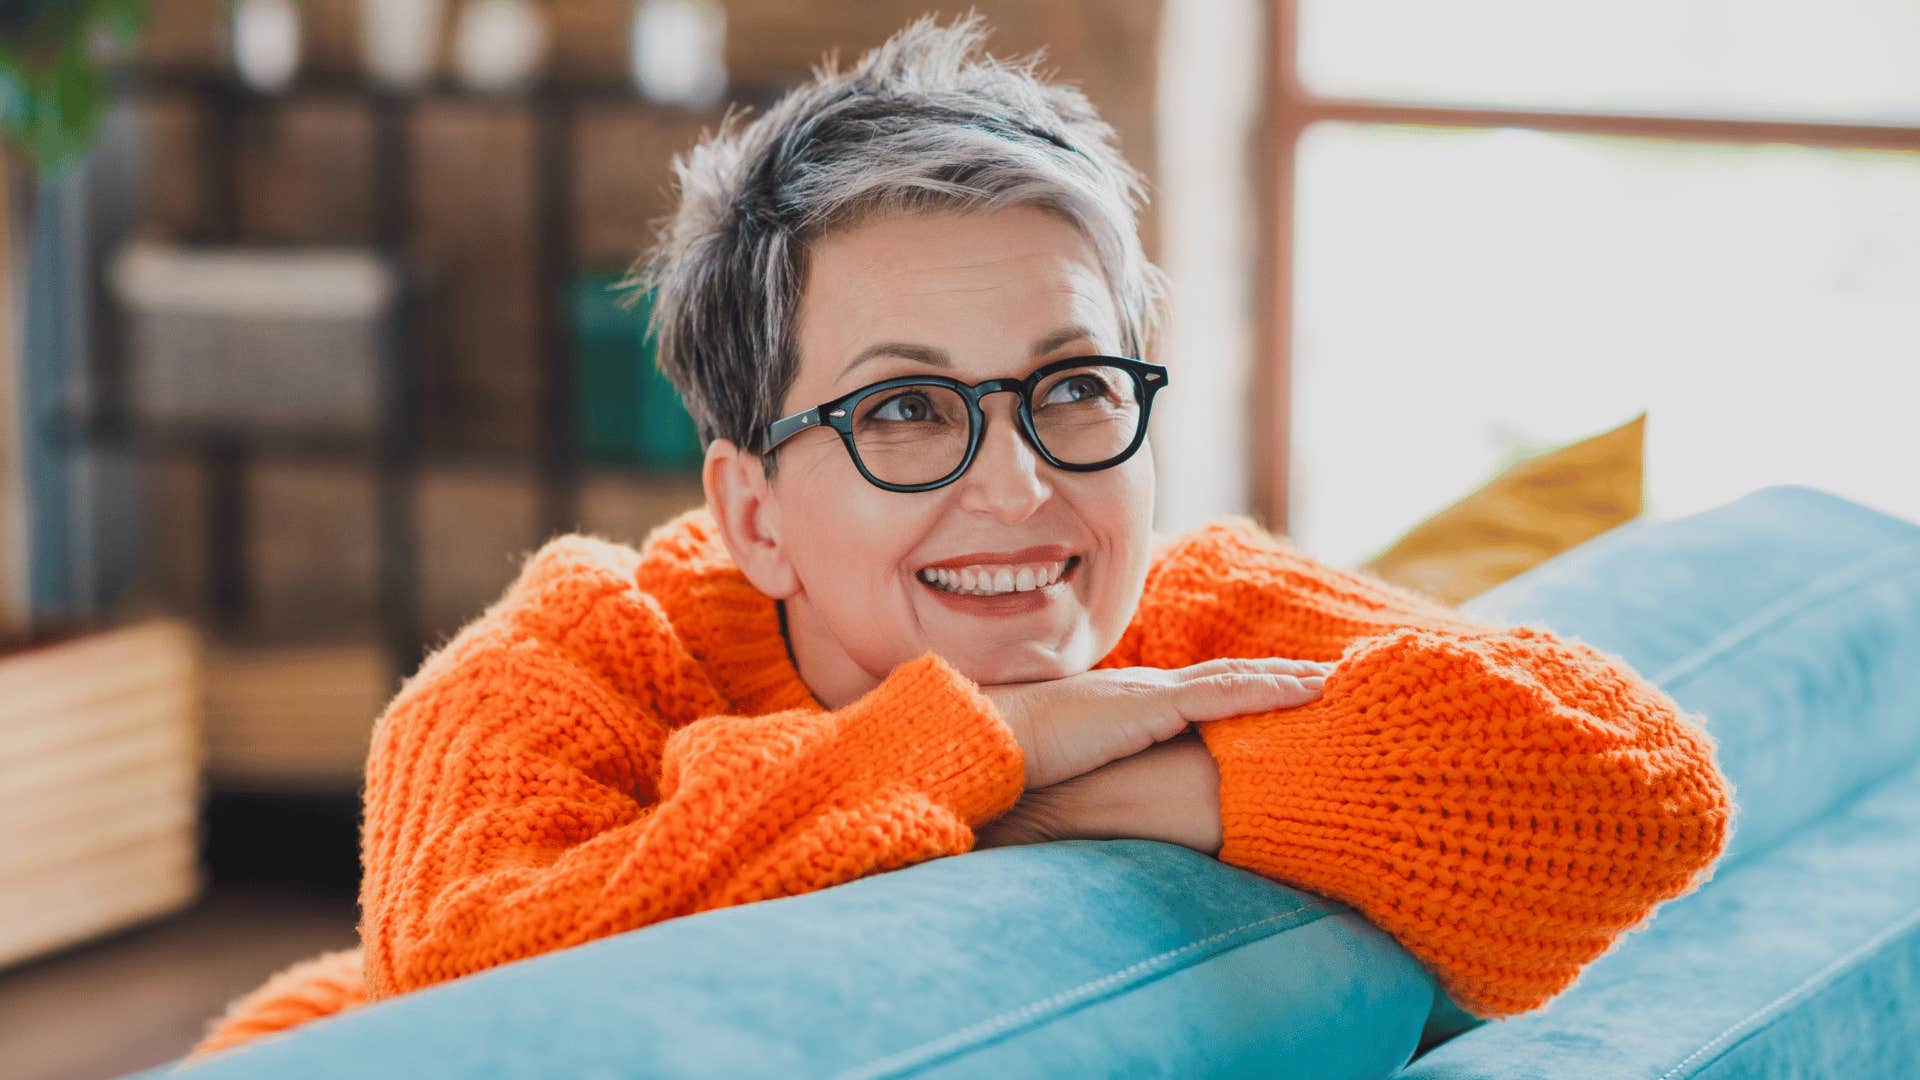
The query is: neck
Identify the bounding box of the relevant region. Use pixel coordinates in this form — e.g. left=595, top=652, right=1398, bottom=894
left=778, top=594, right=878, bottom=711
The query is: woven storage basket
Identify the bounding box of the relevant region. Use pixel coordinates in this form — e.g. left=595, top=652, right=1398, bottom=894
left=110, top=242, right=399, bottom=434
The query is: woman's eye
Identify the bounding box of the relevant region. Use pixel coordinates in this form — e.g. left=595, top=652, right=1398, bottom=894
left=871, top=391, right=936, bottom=422
left=1041, top=375, right=1109, bottom=405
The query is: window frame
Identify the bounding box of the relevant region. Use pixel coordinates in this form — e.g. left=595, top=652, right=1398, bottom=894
left=1255, top=0, right=1920, bottom=530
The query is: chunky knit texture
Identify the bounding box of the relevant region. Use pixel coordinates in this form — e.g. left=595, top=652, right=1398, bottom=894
left=190, top=507, right=1731, bottom=1058
left=1119, top=517, right=1735, bottom=1018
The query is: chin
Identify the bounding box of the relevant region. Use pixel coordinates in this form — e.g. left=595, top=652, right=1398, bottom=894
left=954, top=647, right=1086, bottom=688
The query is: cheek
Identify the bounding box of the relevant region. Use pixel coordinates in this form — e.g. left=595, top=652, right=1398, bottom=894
left=1070, top=469, right=1154, bottom=593
left=1093, top=457, right=1155, bottom=541
left=1095, top=469, right=1157, bottom=611
left=793, top=489, right=932, bottom=596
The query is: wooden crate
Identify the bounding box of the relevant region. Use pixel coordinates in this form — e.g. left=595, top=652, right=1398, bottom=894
left=0, top=620, right=204, bottom=969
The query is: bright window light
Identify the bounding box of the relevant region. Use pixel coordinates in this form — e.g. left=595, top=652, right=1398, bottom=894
left=1289, top=122, right=1920, bottom=566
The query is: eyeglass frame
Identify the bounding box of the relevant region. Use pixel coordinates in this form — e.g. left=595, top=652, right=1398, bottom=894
left=759, top=354, right=1170, bottom=493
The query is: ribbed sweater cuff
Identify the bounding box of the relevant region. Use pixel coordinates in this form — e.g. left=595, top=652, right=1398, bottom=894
left=835, top=652, right=1026, bottom=827
left=1198, top=627, right=1733, bottom=1019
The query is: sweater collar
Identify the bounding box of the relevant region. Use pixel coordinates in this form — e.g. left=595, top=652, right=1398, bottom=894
left=634, top=505, right=826, bottom=715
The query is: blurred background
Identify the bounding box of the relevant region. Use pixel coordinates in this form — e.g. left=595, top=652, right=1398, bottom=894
left=0, top=2, right=1915, bottom=1076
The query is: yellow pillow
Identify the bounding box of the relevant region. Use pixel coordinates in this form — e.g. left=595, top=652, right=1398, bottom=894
left=1360, top=413, right=1645, bottom=605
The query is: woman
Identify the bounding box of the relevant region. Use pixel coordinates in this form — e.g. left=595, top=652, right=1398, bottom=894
left=191, top=15, right=1731, bottom=1058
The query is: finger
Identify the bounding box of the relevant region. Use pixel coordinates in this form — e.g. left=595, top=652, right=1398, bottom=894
left=1177, top=656, right=1337, bottom=679
left=1170, top=672, right=1325, bottom=723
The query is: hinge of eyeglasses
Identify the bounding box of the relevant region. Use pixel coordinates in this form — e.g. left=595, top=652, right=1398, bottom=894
left=1145, top=373, right=1162, bottom=381
left=828, top=409, right=847, bottom=418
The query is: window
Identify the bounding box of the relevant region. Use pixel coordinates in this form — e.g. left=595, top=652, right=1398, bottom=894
left=1262, top=0, right=1920, bottom=566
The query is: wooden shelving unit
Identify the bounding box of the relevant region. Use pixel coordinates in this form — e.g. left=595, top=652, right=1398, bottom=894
left=74, top=67, right=746, bottom=679
left=42, top=67, right=736, bottom=795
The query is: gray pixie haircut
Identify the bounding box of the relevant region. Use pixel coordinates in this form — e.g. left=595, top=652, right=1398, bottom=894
left=623, top=12, right=1170, bottom=464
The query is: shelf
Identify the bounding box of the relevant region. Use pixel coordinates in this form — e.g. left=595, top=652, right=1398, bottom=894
left=58, top=409, right=703, bottom=486
left=112, top=65, right=783, bottom=111
left=61, top=410, right=390, bottom=462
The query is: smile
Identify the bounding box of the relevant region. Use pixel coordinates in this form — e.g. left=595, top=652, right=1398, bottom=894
left=916, top=556, right=1080, bottom=596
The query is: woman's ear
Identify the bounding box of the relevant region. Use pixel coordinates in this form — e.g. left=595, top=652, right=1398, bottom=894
left=703, top=438, right=801, bottom=599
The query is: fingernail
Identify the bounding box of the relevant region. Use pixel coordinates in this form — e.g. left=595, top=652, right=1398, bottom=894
left=1301, top=676, right=1326, bottom=691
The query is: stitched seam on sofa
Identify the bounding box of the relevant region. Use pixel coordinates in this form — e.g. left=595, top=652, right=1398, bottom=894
left=832, top=899, right=1350, bottom=1080
left=1653, top=901, right=1920, bottom=1080
left=1649, top=546, right=1920, bottom=690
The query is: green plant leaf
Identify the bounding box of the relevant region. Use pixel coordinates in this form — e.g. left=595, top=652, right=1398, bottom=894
left=0, top=0, right=150, bottom=175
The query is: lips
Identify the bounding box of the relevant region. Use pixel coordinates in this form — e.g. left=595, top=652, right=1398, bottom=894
left=917, top=544, right=1075, bottom=570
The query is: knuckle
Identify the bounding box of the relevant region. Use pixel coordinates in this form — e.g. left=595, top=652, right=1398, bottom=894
left=1220, top=671, right=1301, bottom=694
left=1116, top=665, right=1177, bottom=688
left=1105, top=670, right=1171, bottom=704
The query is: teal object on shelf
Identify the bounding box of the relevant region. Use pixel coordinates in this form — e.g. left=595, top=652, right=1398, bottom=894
left=569, top=272, right=703, bottom=470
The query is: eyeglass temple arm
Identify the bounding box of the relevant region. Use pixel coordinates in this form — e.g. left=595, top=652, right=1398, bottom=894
left=764, top=408, right=826, bottom=452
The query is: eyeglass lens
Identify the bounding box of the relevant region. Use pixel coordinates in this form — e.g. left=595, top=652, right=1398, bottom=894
left=846, top=362, right=1144, bottom=487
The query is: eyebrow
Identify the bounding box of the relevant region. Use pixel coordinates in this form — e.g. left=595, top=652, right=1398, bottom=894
left=837, top=325, right=1101, bottom=381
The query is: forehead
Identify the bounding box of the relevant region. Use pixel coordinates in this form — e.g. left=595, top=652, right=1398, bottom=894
left=794, top=206, right=1122, bottom=390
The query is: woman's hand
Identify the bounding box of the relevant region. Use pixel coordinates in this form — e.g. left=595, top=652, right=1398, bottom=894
left=982, top=657, right=1329, bottom=790
left=974, top=731, right=1225, bottom=853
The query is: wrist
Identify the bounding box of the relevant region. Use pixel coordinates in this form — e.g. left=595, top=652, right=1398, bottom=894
left=1156, top=733, right=1224, bottom=855
left=1080, top=734, right=1223, bottom=854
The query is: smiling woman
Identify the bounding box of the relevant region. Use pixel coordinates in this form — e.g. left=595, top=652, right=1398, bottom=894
left=729, top=204, right=1159, bottom=691
left=716, top=205, right=1162, bottom=698
left=184, top=13, right=1732, bottom=1065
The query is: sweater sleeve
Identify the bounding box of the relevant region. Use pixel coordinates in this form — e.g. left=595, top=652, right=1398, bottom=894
left=1133, top=517, right=1735, bottom=1019
left=358, top=541, right=1025, bottom=1000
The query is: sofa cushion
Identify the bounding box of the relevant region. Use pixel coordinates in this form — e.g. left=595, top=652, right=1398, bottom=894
left=1362, top=412, right=1645, bottom=605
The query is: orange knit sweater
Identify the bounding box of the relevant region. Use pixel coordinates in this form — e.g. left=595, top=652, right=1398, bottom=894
left=189, top=507, right=1731, bottom=1058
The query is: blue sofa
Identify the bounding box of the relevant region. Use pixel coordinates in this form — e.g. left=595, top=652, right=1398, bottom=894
left=149, top=484, right=1920, bottom=1078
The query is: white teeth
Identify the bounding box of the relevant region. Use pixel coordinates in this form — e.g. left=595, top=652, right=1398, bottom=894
left=918, top=557, right=1076, bottom=596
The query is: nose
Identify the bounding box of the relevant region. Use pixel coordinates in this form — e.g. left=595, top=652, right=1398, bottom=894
left=956, top=390, right=1051, bottom=523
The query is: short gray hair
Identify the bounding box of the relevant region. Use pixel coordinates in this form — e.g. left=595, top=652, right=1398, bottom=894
left=624, top=12, right=1170, bottom=464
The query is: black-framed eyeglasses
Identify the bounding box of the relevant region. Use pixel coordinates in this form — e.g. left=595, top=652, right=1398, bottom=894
left=761, top=355, right=1169, bottom=493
